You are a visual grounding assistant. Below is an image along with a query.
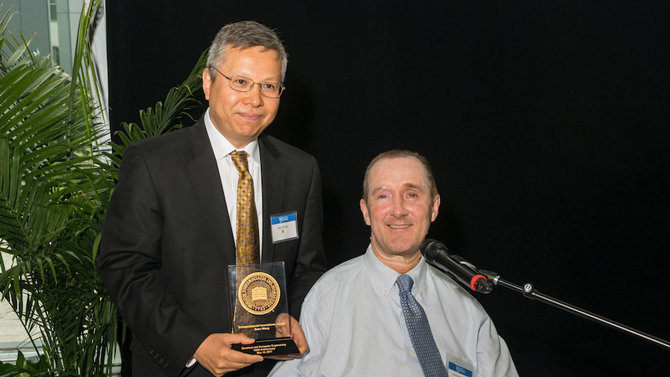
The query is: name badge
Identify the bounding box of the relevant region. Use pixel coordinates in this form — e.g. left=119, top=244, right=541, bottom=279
left=448, top=362, right=473, bottom=377
left=270, top=212, right=299, bottom=244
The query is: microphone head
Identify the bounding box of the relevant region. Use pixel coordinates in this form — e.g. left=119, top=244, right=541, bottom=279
left=420, top=238, right=446, bottom=264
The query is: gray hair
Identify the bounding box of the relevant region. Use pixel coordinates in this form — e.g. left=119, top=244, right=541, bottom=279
left=362, top=150, right=439, bottom=200
left=207, top=20, right=288, bottom=82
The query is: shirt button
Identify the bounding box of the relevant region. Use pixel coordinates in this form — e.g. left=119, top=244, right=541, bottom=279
left=384, top=289, right=389, bottom=294
left=409, top=350, right=415, bottom=356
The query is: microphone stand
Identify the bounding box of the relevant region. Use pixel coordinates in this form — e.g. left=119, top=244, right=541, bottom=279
left=479, top=270, right=670, bottom=350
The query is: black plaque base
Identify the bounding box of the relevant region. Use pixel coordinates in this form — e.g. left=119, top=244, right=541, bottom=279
left=231, top=337, right=299, bottom=356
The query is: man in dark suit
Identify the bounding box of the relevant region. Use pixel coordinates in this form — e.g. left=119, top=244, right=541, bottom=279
left=97, top=21, right=327, bottom=377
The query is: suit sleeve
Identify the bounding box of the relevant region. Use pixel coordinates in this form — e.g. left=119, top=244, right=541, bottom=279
left=97, top=145, right=209, bottom=377
left=287, top=156, right=328, bottom=319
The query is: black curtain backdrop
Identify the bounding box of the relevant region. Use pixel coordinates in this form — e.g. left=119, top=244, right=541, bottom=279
left=107, top=1, right=670, bottom=375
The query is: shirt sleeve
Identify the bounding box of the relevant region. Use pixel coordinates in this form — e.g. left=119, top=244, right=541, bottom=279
left=476, top=316, right=519, bottom=377
left=269, top=279, right=334, bottom=377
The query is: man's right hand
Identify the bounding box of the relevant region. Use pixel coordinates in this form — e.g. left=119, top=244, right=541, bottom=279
left=193, top=333, right=264, bottom=376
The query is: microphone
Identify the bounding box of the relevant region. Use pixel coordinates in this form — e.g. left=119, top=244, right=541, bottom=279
left=420, top=239, right=493, bottom=294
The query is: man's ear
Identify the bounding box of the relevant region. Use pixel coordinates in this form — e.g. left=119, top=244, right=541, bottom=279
left=360, top=199, right=371, bottom=226
left=202, top=68, right=212, bottom=100
left=431, top=194, right=440, bottom=222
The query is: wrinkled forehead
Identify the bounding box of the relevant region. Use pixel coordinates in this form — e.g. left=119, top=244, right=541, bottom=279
left=369, top=157, right=430, bottom=191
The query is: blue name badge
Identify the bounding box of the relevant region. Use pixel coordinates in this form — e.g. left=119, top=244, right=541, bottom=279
left=270, top=211, right=299, bottom=243
left=448, top=362, right=473, bottom=377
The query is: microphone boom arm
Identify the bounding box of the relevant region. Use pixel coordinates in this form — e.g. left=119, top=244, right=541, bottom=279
left=480, top=270, right=670, bottom=350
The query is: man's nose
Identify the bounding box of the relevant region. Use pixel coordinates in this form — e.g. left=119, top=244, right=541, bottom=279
left=391, top=196, right=409, bottom=217
left=243, top=84, right=263, bottom=106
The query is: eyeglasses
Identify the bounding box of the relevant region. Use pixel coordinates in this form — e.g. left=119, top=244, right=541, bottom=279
left=210, top=67, right=285, bottom=98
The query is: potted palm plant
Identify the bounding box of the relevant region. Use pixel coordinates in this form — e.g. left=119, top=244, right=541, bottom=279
left=0, top=1, right=206, bottom=375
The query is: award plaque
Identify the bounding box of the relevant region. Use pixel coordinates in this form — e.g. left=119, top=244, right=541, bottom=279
left=228, top=262, right=299, bottom=356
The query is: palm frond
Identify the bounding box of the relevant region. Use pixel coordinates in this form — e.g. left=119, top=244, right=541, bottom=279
left=112, top=49, right=207, bottom=155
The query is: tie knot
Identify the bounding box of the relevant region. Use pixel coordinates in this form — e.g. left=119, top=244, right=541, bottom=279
left=231, top=151, right=250, bottom=173
left=397, top=274, right=414, bottom=293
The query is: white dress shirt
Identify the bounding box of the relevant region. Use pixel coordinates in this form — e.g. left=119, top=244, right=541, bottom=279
left=204, top=108, right=264, bottom=253
left=269, top=245, right=518, bottom=377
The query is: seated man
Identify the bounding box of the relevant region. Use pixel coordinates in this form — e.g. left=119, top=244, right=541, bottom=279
left=269, top=150, right=518, bottom=377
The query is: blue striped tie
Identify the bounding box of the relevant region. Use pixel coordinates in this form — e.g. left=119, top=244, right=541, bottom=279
left=397, top=274, right=448, bottom=377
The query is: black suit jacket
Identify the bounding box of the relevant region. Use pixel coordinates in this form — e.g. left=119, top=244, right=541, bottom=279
left=97, top=117, right=327, bottom=377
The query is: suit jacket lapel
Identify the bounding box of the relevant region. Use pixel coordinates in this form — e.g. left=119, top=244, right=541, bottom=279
left=259, top=135, right=287, bottom=263
left=184, top=118, right=237, bottom=266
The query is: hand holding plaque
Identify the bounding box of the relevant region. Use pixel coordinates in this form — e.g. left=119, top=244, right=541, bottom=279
left=229, top=262, right=300, bottom=356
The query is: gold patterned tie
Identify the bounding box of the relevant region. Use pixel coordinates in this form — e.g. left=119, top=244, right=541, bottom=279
left=231, top=151, right=260, bottom=265
left=231, top=151, right=260, bottom=337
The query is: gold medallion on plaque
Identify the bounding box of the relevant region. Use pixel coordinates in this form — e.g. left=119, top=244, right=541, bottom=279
left=237, top=272, right=281, bottom=315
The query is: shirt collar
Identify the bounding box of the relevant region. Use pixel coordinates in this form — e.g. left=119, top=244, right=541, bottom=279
left=364, top=244, right=429, bottom=296
left=204, top=108, right=260, bottom=163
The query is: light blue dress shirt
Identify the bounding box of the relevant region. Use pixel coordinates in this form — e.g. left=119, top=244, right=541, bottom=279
left=269, top=245, right=518, bottom=377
